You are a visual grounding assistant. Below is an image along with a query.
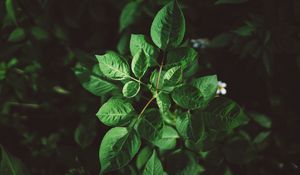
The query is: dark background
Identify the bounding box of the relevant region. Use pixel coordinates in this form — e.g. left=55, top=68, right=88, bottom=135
left=0, top=0, right=300, bottom=174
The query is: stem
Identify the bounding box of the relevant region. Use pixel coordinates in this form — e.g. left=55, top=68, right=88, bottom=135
left=155, top=53, right=166, bottom=92
left=129, top=76, right=147, bottom=86
left=138, top=96, right=156, bottom=118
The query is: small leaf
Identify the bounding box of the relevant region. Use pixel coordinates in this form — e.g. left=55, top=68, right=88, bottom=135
left=136, top=146, right=153, bottom=170
left=215, top=0, right=248, bottom=5
left=208, top=33, right=233, bottom=48
left=0, top=145, right=29, bottom=175
left=249, top=112, right=272, bottom=128
left=31, top=26, right=49, bottom=40
left=130, top=34, right=159, bottom=66
left=5, top=0, right=17, bottom=25
left=131, top=50, right=149, bottom=78
left=136, top=109, right=163, bottom=143
left=166, top=47, right=198, bottom=69
left=119, top=1, right=141, bottom=32
left=150, top=0, right=185, bottom=50
left=253, top=131, right=271, bottom=145
left=96, top=51, right=130, bottom=80
left=122, top=81, right=140, bottom=98
left=163, top=65, right=182, bottom=87
left=99, top=127, right=141, bottom=174
left=153, top=125, right=179, bottom=150
left=74, top=63, right=118, bottom=96
left=192, top=75, right=218, bottom=102
left=74, top=118, right=97, bottom=149
left=156, top=92, right=171, bottom=113
left=8, top=28, right=25, bottom=42
left=171, top=85, right=205, bottom=110
left=143, top=150, right=164, bottom=175
left=96, top=98, right=135, bottom=126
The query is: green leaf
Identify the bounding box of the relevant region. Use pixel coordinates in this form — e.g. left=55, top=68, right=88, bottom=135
left=0, top=63, right=6, bottom=81
left=253, top=131, right=271, bottom=145
left=0, top=145, right=29, bottom=175
left=8, top=28, right=25, bottom=42
left=31, top=26, right=49, bottom=40
left=156, top=92, right=171, bottom=113
left=130, top=34, right=159, bottom=66
left=119, top=1, right=141, bottom=32
left=150, top=0, right=185, bottom=50
left=74, top=63, right=118, bottom=96
left=208, top=33, right=233, bottom=48
left=176, top=112, right=206, bottom=144
left=117, top=32, right=130, bottom=55
left=122, top=81, right=140, bottom=98
left=74, top=118, right=97, bottom=149
left=215, top=0, right=248, bottom=5
left=249, top=112, right=272, bottom=128
left=5, top=0, right=17, bottom=25
left=96, top=51, right=130, bottom=80
left=171, top=85, right=205, bottom=110
left=143, top=150, right=164, bottom=175
left=233, top=23, right=255, bottom=36
left=163, top=66, right=182, bottom=87
left=205, top=97, right=249, bottom=130
left=96, top=98, right=135, bottom=126
left=136, top=109, right=163, bottom=143
left=131, top=50, right=149, bottom=78
left=192, top=75, right=218, bottom=102
left=153, top=125, right=179, bottom=150
left=166, top=47, right=198, bottom=69
left=99, top=127, right=141, bottom=174
left=136, top=146, right=153, bottom=170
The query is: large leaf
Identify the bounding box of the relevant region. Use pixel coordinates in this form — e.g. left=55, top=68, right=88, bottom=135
left=215, top=0, right=248, bottom=5
left=130, top=34, right=159, bottom=66
left=96, top=98, right=135, bottom=126
left=122, top=80, right=140, bottom=98
left=143, top=150, right=164, bottom=175
left=166, top=47, right=198, bottom=69
left=99, top=127, right=141, bottom=173
left=5, top=0, right=17, bottom=25
left=163, top=66, right=182, bottom=87
left=0, top=145, right=29, bottom=175
left=96, top=51, right=130, bottom=80
left=119, top=1, right=141, bottom=32
left=131, top=50, right=149, bottom=78
left=192, top=75, right=218, bottom=102
left=204, top=97, right=249, bottom=130
left=153, top=125, right=179, bottom=150
left=136, top=146, right=152, bottom=170
left=74, top=63, right=118, bottom=96
left=171, top=85, right=205, bottom=110
left=136, top=109, right=163, bottom=143
left=150, top=0, right=185, bottom=50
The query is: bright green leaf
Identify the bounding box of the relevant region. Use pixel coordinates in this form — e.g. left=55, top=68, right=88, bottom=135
left=96, top=98, right=135, bottom=126
left=99, top=127, right=141, bottom=174
left=130, top=34, right=159, bottom=66
left=96, top=51, right=130, bottom=80
left=8, top=28, right=25, bottom=42
left=156, top=92, right=171, bottom=113
left=163, top=66, right=182, bottom=87
left=150, top=0, right=185, bottom=50
left=143, top=150, right=164, bottom=175
left=131, top=50, right=149, bottom=78
left=119, top=1, right=141, bottom=32
left=122, top=81, right=140, bottom=98
left=74, top=63, right=118, bottom=96
left=153, top=125, right=179, bottom=150
left=136, top=146, right=153, bottom=170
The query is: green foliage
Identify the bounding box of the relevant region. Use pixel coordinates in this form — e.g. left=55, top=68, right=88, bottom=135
left=83, top=1, right=249, bottom=174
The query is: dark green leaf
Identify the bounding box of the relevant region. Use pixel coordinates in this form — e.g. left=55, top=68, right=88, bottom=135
left=99, top=127, right=141, bottom=173
left=171, top=85, right=205, bottom=110
left=150, top=0, right=185, bottom=50
left=136, top=146, right=153, bottom=170
left=249, top=112, right=272, bottom=128
left=96, top=98, right=135, bottom=126
left=31, top=26, right=49, bottom=40
left=192, top=75, right=218, bottom=102
left=215, top=0, right=248, bottom=5
left=8, top=28, right=25, bottom=42
left=96, top=51, right=130, bottom=80
left=74, top=118, right=97, bottom=149
left=166, top=47, right=198, bottom=69
left=119, top=1, right=141, bottom=32
left=5, top=0, right=17, bottom=25
left=122, top=81, right=140, bottom=98
left=143, top=150, right=164, bottom=175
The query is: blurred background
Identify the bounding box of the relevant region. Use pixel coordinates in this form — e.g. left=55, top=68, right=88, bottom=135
left=0, top=0, right=300, bottom=174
